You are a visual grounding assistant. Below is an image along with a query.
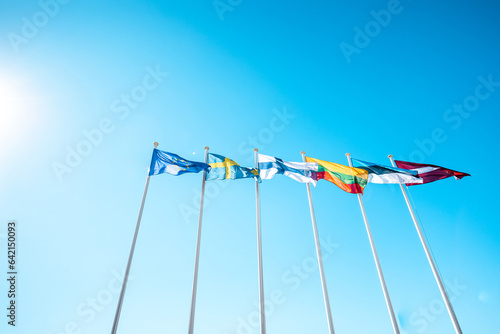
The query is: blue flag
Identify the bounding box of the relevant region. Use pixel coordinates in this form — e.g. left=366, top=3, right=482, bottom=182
left=149, top=149, right=210, bottom=176
left=206, top=153, right=260, bottom=182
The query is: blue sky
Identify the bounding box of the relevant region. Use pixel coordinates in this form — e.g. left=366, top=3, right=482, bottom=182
left=1, top=0, right=499, bottom=333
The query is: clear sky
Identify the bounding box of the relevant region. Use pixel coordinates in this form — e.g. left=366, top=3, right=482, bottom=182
left=1, top=0, right=499, bottom=333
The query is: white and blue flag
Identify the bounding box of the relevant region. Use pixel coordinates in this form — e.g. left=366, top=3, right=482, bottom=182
left=258, top=154, right=318, bottom=185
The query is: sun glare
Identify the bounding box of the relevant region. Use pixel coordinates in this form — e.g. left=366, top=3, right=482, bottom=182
left=0, top=77, right=39, bottom=155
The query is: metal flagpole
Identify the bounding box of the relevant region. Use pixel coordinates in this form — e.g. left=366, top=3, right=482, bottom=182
left=111, top=142, right=158, bottom=334
left=301, top=151, right=335, bottom=334
left=188, top=147, right=210, bottom=334
left=346, top=153, right=400, bottom=334
left=254, top=149, right=267, bottom=334
left=388, top=155, right=463, bottom=334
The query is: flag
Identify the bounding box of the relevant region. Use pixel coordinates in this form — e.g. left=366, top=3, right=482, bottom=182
left=149, top=149, right=210, bottom=176
left=394, top=160, right=471, bottom=186
left=206, top=153, right=260, bottom=181
left=305, top=156, right=369, bottom=194
left=352, top=158, right=423, bottom=184
left=258, top=154, right=318, bottom=185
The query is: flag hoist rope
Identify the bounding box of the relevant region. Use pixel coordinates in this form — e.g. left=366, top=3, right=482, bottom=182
left=346, top=153, right=400, bottom=334
left=301, top=151, right=335, bottom=334
left=254, top=149, right=267, bottom=334
left=110, top=142, right=158, bottom=334
left=387, top=155, right=463, bottom=334
left=187, top=146, right=210, bottom=334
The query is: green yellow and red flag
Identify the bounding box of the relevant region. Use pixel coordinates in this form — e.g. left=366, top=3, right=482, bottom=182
left=306, top=156, right=369, bottom=194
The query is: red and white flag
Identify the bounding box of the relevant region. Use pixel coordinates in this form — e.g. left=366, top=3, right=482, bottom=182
left=394, top=160, right=470, bottom=186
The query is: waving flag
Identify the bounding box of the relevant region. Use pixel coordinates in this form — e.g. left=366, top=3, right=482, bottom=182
left=258, top=154, right=318, bottom=185
left=395, top=160, right=470, bottom=186
left=206, top=153, right=260, bottom=181
left=306, top=156, right=368, bottom=194
left=149, top=149, right=210, bottom=176
left=353, top=158, right=423, bottom=184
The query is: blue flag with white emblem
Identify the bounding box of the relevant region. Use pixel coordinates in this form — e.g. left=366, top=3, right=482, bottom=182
left=149, top=149, right=210, bottom=176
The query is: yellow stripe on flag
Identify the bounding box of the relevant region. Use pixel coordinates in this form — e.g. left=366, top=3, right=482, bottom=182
left=209, top=158, right=239, bottom=179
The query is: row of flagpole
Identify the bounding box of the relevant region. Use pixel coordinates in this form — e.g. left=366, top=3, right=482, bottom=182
left=110, top=143, right=463, bottom=334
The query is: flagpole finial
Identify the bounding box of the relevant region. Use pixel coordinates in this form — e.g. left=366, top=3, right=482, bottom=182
left=388, top=154, right=393, bottom=158
left=154, top=142, right=159, bottom=148
left=204, top=146, right=209, bottom=150
left=345, top=153, right=351, bottom=157
left=254, top=148, right=258, bottom=152
left=300, top=151, right=305, bottom=155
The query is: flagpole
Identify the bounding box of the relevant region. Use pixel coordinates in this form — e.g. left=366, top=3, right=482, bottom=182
left=387, top=155, right=463, bottom=334
left=301, top=151, right=335, bottom=334
left=111, top=142, right=158, bottom=334
left=254, top=149, right=267, bottom=334
left=346, top=153, right=400, bottom=334
left=187, top=147, right=210, bottom=334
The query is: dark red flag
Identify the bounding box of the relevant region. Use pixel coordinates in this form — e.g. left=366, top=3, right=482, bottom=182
left=395, top=160, right=470, bottom=186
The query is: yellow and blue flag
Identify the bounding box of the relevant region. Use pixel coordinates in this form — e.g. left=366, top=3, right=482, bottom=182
left=206, top=153, right=260, bottom=182
left=149, top=149, right=210, bottom=176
